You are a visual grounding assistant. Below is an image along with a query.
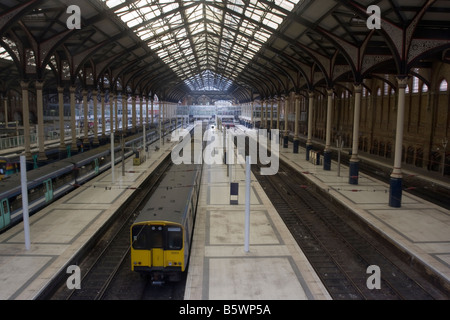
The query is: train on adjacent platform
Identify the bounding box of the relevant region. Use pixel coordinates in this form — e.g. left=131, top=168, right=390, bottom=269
left=0, top=128, right=165, bottom=232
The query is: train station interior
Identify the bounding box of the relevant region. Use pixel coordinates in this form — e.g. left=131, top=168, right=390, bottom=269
left=0, top=0, right=449, bottom=302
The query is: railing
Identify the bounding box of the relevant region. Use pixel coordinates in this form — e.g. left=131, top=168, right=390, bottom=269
left=0, top=128, right=82, bottom=150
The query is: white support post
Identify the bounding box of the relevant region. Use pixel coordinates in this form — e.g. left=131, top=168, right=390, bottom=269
left=244, top=155, right=251, bottom=253
left=143, top=123, right=147, bottom=158
left=111, top=131, right=115, bottom=184
left=20, top=156, right=30, bottom=250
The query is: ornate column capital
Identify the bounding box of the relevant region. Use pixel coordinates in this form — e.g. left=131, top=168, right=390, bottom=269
left=35, top=80, right=44, bottom=91
left=397, top=76, right=408, bottom=89
left=353, top=84, right=363, bottom=94
left=20, top=81, right=29, bottom=90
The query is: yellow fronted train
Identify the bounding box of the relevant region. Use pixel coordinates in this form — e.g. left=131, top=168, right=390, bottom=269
left=130, top=162, right=202, bottom=283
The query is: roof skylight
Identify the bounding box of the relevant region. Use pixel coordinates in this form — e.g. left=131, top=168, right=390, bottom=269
left=102, top=0, right=301, bottom=90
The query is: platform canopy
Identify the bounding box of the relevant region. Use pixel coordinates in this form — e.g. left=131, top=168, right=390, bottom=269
left=0, top=0, right=449, bottom=102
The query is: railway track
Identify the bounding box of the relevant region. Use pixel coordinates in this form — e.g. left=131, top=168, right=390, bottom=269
left=47, top=155, right=175, bottom=300
left=253, top=160, right=449, bottom=300
left=99, top=252, right=186, bottom=300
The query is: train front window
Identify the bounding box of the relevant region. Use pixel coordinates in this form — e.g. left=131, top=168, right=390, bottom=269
left=166, top=226, right=182, bottom=250
left=149, top=225, right=164, bottom=248
left=132, top=225, right=148, bottom=249
left=132, top=225, right=164, bottom=249
left=132, top=224, right=182, bottom=250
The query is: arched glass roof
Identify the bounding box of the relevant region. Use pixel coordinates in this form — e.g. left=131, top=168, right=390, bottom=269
left=103, top=0, right=302, bottom=91
left=0, top=0, right=449, bottom=102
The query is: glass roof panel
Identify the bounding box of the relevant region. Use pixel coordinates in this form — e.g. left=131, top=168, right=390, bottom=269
left=0, top=46, right=13, bottom=61
left=102, top=0, right=302, bottom=91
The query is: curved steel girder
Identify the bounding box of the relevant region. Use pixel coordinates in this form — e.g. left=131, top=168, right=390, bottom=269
left=18, top=13, right=78, bottom=78
left=407, top=42, right=450, bottom=72
left=95, top=46, right=168, bottom=84
left=237, top=87, right=254, bottom=102
left=217, top=65, right=273, bottom=97
left=124, top=68, right=152, bottom=94
left=370, top=74, right=397, bottom=91
left=113, top=57, right=175, bottom=91
left=249, top=40, right=320, bottom=92
left=236, top=68, right=271, bottom=91
left=127, top=63, right=183, bottom=97
left=2, top=2, right=127, bottom=80
left=215, top=55, right=285, bottom=94
left=276, top=11, right=362, bottom=82
left=332, top=0, right=410, bottom=74
left=0, top=38, right=23, bottom=77
left=140, top=71, right=184, bottom=99
left=121, top=62, right=158, bottom=92
left=56, top=13, right=174, bottom=85
left=140, top=71, right=176, bottom=92
left=237, top=70, right=273, bottom=98
left=275, top=49, right=316, bottom=90
left=0, top=0, right=44, bottom=38
left=138, top=71, right=182, bottom=97
left=167, top=87, right=186, bottom=102
left=61, top=31, right=110, bottom=83
left=86, top=43, right=148, bottom=81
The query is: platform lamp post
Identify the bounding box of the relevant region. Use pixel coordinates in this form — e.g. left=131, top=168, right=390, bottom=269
left=121, top=133, right=125, bottom=177
left=442, top=137, right=448, bottom=176
left=110, top=130, right=115, bottom=184
left=244, top=155, right=251, bottom=253
left=20, top=156, right=31, bottom=250
left=323, top=88, right=334, bottom=170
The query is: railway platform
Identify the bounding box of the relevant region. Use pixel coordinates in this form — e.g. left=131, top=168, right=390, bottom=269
left=0, top=128, right=186, bottom=299
left=184, top=128, right=332, bottom=300
left=236, top=125, right=450, bottom=294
